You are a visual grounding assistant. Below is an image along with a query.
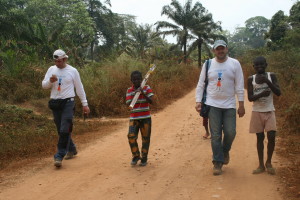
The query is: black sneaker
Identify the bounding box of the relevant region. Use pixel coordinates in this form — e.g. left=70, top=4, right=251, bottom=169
left=223, top=152, right=230, bottom=165
left=131, top=156, right=140, bottom=165
left=213, top=162, right=222, bottom=176
left=139, top=157, right=148, bottom=166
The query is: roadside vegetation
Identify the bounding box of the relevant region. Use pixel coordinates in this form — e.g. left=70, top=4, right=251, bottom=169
left=0, top=57, right=199, bottom=169
left=0, top=0, right=299, bottom=199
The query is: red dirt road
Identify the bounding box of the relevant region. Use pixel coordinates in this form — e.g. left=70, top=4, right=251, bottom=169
left=0, top=89, right=282, bottom=200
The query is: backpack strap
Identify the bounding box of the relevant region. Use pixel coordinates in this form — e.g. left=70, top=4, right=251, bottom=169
left=202, top=59, right=211, bottom=103
left=204, top=59, right=211, bottom=85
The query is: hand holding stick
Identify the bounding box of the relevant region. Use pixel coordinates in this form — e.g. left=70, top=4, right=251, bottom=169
left=129, top=64, right=156, bottom=109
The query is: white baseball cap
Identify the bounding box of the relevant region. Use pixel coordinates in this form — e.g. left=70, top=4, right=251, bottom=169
left=53, top=49, right=68, bottom=59
left=213, top=40, right=227, bottom=49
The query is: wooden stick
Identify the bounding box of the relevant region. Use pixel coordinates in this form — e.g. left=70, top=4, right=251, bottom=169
left=129, top=64, right=156, bottom=109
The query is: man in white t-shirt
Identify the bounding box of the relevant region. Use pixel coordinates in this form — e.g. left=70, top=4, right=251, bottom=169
left=195, top=40, right=245, bottom=175
left=42, top=49, right=90, bottom=168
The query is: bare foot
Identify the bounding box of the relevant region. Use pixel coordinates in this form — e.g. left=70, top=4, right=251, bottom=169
left=202, top=134, right=210, bottom=139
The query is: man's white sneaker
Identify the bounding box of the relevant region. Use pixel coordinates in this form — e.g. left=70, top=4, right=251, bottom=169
left=54, top=159, right=62, bottom=168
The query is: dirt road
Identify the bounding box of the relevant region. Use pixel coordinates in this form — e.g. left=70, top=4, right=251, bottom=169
left=0, top=89, right=282, bottom=200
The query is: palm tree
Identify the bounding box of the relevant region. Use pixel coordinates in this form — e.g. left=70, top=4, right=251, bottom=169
left=188, top=13, right=223, bottom=67
left=155, top=0, right=205, bottom=63
left=85, top=0, right=112, bottom=61
left=126, top=24, right=163, bottom=59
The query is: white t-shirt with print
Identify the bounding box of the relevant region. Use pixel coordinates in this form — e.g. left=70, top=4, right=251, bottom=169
left=42, top=64, right=88, bottom=106
left=196, top=57, right=244, bottom=109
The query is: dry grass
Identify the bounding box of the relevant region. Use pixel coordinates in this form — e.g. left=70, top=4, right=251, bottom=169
left=0, top=103, right=116, bottom=169
left=0, top=57, right=200, bottom=171
left=77, top=58, right=199, bottom=117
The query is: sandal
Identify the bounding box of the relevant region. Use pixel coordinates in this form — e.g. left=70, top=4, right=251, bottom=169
left=252, top=167, right=265, bottom=174
left=266, top=166, right=276, bottom=175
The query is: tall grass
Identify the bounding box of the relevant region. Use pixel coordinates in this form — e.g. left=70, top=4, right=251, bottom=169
left=0, top=55, right=200, bottom=117
left=78, top=56, right=199, bottom=117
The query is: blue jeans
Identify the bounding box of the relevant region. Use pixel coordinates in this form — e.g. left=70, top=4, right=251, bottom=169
left=52, top=99, right=76, bottom=160
left=209, top=106, right=236, bottom=163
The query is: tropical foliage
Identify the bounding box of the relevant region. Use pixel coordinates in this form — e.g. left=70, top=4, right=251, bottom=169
left=156, top=0, right=218, bottom=64
left=188, top=13, right=223, bottom=66
left=0, top=0, right=229, bottom=69
left=1, top=2, right=300, bottom=195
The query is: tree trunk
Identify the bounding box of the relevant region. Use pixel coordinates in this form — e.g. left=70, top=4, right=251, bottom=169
left=183, top=30, right=187, bottom=64
left=183, top=44, right=187, bottom=63
left=89, top=0, right=94, bottom=61
left=91, top=40, right=94, bottom=61
left=197, top=41, right=202, bottom=67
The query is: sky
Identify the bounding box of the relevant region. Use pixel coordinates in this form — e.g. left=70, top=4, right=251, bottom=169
left=110, top=0, right=296, bottom=34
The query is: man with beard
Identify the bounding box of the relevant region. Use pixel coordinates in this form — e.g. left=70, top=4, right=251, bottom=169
left=195, top=40, right=245, bottom=175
